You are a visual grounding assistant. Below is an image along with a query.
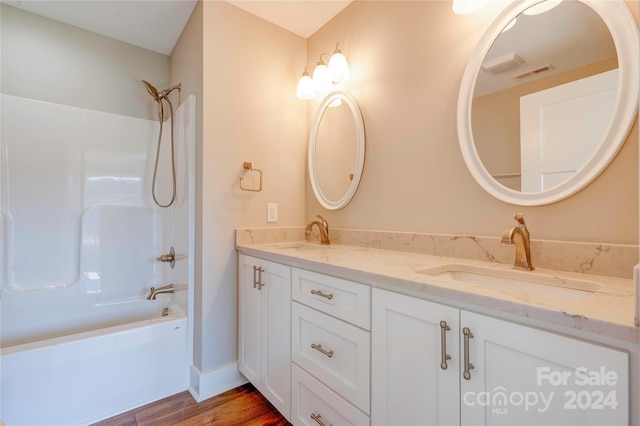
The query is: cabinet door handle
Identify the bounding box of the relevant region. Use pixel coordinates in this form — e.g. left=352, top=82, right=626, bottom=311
left=310, top=413, right=332, bottom=426
left=311, top=343, right=334, bottom=358
left=252, top=266, right=264, bottom=290
left=310, top=289, right=333, bottom=300
left=463, top=327, right=475, bottom=380
left=439, top=320, right=451, bottom=370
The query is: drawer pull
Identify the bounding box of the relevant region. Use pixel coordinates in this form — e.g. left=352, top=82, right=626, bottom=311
left=311, top=413, right=332, bottom=426
left=311, top=343, right=334, bottom=358
left=310, top=289, right=334, bottom=300
left=463, top=327, right=475, bottom=380
left=252, top=266, right=264, bottom=290
left=439, top=320, right=451, bottom=370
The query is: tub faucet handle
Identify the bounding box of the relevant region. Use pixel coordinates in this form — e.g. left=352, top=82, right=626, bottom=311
left=156, top=246, right=176, bottom=269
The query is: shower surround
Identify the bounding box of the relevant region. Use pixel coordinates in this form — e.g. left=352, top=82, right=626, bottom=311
left=0, top=94, right=195, bottom=425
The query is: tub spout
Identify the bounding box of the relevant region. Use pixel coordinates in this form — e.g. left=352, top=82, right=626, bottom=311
left=146, top=284, right=174, bottom=300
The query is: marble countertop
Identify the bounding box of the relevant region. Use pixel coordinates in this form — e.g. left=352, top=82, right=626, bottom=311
left=237, top=241, right=637, bottom=343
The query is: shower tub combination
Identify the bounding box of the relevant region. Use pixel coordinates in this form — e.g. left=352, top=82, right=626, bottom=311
left=0, top=92, right=195, bottom=425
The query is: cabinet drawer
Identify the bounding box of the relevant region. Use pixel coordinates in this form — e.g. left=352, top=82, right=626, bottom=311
left=291, top=364, right=369, bottom=426
left=292, top=302, right=370, bottom=413
left=292, top=268, right=370, bottom=330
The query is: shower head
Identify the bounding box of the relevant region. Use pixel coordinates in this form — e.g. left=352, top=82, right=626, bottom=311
left=142, top=80, right=160, bottom=101
left=142, top=80, right=181, bottom=102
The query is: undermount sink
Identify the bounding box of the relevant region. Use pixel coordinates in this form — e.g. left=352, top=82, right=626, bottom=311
left=270, top=242, right=330, bottom=251
left=416, top=263, right=602, bottom=301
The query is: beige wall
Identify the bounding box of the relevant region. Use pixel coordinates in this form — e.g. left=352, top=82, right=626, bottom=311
left=0, top=4, right=169, bottom=121
left=305, top=0, right=639, bottom=245
left=197, top=0, right=306, bottom=373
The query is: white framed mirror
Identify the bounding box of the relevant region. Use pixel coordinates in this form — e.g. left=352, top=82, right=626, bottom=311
left=309, top=90, right=365, bottom=210
left=457, top=0, right=639, bottom=206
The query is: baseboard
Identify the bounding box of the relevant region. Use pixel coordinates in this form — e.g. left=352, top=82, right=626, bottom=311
left=188, top=363, right=248, bottom=403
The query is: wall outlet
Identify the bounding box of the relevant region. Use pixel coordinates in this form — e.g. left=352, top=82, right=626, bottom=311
left=267, top=203, right=278, bottom=223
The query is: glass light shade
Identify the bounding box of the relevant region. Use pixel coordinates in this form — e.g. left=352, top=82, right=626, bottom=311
left=328, top=52, right=350, bottom=82
left=312, top=63, right=332, bottom=92
left=523, top=0, right=562, bottom=15
left=296, top=74, right=315, bottom=100
left=452, top=0, right=490, bottom=14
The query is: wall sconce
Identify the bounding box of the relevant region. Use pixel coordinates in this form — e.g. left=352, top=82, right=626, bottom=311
left=452, top=0, right=490, bottom=14
left=296, top=43, right=350, bottom=100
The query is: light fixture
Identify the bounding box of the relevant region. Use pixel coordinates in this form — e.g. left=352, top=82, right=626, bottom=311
left=522, top=0, right=562, bottom=15
left=296, top=42, right=350, bottom=100
left=452, top=0, right=490, bottom=15
left=312, top=59, right=332, bottom=91
left=328, top=43, right=350, bottom=82
left=296, top=70, right=315, bottom=100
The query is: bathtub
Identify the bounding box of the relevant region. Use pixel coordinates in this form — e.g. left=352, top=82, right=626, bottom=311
left=0, top=297, right=189, bottom=426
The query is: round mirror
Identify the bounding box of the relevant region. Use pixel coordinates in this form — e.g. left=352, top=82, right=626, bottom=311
left=458, top=0, right=638, bottom=205
left=309, top=90, right=365, bottom=210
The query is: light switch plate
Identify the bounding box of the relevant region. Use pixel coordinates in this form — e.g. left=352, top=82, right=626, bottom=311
left=267, top=203, right=278, bottom=223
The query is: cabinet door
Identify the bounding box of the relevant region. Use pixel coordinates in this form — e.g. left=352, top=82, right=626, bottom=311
left=238, top=255, right=262, bottom=386
left=262, top=259, right=292, bottom=419
left=460, top=310, right=629, bottom=426
left=372, top=289, right=460, bottom=426
left=238, top=255, right=291, bottom=420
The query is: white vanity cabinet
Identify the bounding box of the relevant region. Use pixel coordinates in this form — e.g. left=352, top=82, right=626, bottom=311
left=290, top=268, right=371, bottom=426
left=372, top=288, right=629, bottom=426
left=371, top=288, right=461, bottom=425
left=238, top=254, right=292, bottom=420
left=460, top=310, right=628, bottom=426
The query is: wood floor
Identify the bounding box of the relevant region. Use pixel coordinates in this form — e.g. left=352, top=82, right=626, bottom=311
left=93, top=383, right=291, bottom=426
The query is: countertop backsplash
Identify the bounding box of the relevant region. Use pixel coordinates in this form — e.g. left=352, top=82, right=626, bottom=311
left=236, top=227, right=638, bottom=280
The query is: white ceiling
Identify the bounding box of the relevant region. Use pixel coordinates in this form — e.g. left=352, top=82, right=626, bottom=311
left=474, top=1, right=616, bottom=97
left=2, top=0, right=198, bottom=55
left=2, top=0, right=352, bottom=55
left=226, top=0, right=352, bottom=39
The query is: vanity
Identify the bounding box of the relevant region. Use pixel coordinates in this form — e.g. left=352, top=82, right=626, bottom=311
left=237, top=0, right=639, bottom=424
left=236, top=239, right=636, bottom=426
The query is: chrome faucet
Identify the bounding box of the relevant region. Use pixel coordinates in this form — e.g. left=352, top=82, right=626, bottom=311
left=501, top=213, right=534, bottom=271
left=146, top=284, right=174, bottom=300
left=305, top=214, right=330, bottom=245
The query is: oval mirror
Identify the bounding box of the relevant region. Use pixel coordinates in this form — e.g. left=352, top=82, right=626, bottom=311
left=309, top=90, right=365, bottom=210
left=458, top=0, right=638, bottom=206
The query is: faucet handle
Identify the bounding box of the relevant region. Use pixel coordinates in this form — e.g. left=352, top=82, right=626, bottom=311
left=317, top=214, right=328, bottom=229
left=513, top=213, right=527, bottom=229
left=513, top=213, right=531, bottom=240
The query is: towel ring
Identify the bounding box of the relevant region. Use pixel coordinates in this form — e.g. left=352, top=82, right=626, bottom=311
left=239, top=162, right=262, bottom=192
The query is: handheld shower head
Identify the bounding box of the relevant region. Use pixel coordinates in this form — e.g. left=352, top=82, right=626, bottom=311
left=142, top=78, right=183, bottom=209
left=142, top=80, right=160, bottom=101
left=142, top=80, right=181, bottom=102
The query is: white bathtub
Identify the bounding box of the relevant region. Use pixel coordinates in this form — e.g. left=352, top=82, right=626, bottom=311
left=0, top=298, right=189, bottom=426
